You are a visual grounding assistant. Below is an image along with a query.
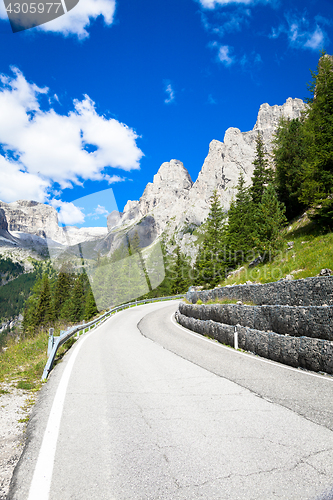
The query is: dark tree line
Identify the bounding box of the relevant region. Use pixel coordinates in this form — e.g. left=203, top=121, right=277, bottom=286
left=274, top=51, right=333, bottom=227
left=22, top=265, right=98, bottom=336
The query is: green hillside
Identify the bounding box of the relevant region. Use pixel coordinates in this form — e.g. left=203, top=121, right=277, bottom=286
left=224, top=214, right=333, bottom=286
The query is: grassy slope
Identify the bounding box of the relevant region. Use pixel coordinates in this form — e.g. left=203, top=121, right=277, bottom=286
left=223, top=214, right=333, bottom=286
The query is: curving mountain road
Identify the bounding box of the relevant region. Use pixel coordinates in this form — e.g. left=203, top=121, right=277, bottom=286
left=8, top=300, right=333, bottom=500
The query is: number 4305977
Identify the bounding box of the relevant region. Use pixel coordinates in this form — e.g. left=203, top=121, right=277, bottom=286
left=6, top=3, right=61, bottom=14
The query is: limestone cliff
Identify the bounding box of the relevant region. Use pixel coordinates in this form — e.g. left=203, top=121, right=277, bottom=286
left=115, top=97, right=306, bottom=255
left=0, top=97, right=306, bottom=259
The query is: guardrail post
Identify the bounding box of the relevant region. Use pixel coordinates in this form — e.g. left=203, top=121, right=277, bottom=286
left=234, top=326, right=238, bottom=350
left=48, top=328, right=54, bottom=357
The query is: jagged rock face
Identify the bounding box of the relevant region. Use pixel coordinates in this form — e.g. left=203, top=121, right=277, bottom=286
left=0, top=209, right=8, bottom=231
left=184, top=97, right=306, bottom=225
left=121, top=159, right=193, bottom=232
left=115, top=97, right=306, bottom=257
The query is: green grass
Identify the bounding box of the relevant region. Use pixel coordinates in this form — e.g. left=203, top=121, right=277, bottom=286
left=223, top=217, right=333, bottom=286
left=0, top=333, right=48, bottom=391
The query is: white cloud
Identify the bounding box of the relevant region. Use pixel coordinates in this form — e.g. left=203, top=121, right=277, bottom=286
left=0, top=67, right=143, bottom=203
left=0, top=0, right=116, bottom=39
left=270, top=13, right=328, bottom=51
left=50, top=199, right=85, bottom=225
left=197, top=0, right=270, bottom=9
left=210, top=42, right=235, bottom=66
left=208, top=94, right=217, bottom=104
left=304, top=26, right=324, bottom=50
left=0, top=155, right=49, bottom=202
left=87, top=204, right=109, bottom=218
left=201, top=8, right=251, bottom=37
left=164, top=83, right=175, bottom=104
left=104, top=174, right=126, bottom=184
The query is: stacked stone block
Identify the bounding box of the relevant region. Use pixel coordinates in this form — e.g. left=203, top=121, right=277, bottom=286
left=175, top=277, right=333, bottom=374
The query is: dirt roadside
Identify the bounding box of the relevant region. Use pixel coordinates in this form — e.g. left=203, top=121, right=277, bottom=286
left=0, top=383, right=37, bottom=500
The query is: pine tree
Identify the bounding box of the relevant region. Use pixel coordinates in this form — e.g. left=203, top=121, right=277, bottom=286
left=301, top=52, right=333, bottom=207
left=69, top=274, right=86, bottom=322
left=273, top=117, right=307, bottom=220
left=255, top=184, right=287, bottom=258
left=194, top=190, right=226, bottom=287
left=171, top=246, right=191, bottom=294
left=53, top=264, right=74, bottom=318
left=84, top=288, right=98, bottom=320
left=35, top=273, right=55, bottom=328
left=250, top=131, right=273, bottom=205
left=225, top=173, right=255, bottom=266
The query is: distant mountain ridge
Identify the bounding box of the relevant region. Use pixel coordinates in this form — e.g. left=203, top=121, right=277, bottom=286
left=0, top=200, right=107, bottom=253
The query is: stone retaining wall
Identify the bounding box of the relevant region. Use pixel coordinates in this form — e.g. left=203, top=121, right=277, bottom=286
left=179, top=302, right=333, bottom=341
left=176, top=311, right=333, bottom=374
left=186, top=276, right=333, bottom=306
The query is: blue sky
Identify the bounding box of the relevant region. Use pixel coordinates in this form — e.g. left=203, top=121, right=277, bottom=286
left=0, top=0, right=331, bottom=227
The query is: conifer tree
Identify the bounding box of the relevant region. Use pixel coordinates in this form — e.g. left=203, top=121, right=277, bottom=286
left=225, top=173, right=254, bottom=266
left=255, top=184, right=287, bottom=258
left=69, top=274, right=86, bottom=322
left=35, top=273, right=55, bottom=328
left=53, top=264, right=74, bottom=318
left=250, top=131, right=273, bottom=205
left=171, top=246, right=191, bottom=294
left=194, top=190, right=226, bottom=287
left=273, top=117, right=307, bottom=220
left=301, top=52, right=333, bottom=206
left=84, top=288, right=98, bottom=320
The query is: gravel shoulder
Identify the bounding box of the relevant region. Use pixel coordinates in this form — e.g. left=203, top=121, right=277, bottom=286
left=0, top=383, right=38, bottom=500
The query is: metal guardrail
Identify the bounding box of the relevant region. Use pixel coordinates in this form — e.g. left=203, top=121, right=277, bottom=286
left=41, top=294, right=185, bottom=381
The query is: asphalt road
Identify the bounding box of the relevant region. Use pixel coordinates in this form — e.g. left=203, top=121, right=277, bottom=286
left=8, top=300, right=333, bottom=500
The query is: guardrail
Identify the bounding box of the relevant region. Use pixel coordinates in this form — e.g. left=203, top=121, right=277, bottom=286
left=42, top=294, right=185, bottom=381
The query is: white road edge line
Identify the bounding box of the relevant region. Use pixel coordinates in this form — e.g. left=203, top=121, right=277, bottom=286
left=27, top=320, right=108, bottom=500
left=27, top=301, right=172, bottom=500
left=171, top=313, right=333, bottom=383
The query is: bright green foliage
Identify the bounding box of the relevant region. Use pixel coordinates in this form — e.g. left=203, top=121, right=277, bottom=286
left=310, top=197, right=333, bottom=230
left=194, top=190, right=226, bottom=286
left=225, top=173, right=255, bottom=266
left=254, top=184, right=287, bottom=259
left=273, top=117, right=307, bottom=220
left=250, top=131, right=273, bottom=205
left=301, top=53, right=333, bottom=206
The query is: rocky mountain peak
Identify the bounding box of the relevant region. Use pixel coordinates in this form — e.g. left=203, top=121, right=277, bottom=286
left=254, top=97, right=305, bottom=151
left=120, top=160, right=193, bottom=231
left=152, top=160, right=193, bottom=190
